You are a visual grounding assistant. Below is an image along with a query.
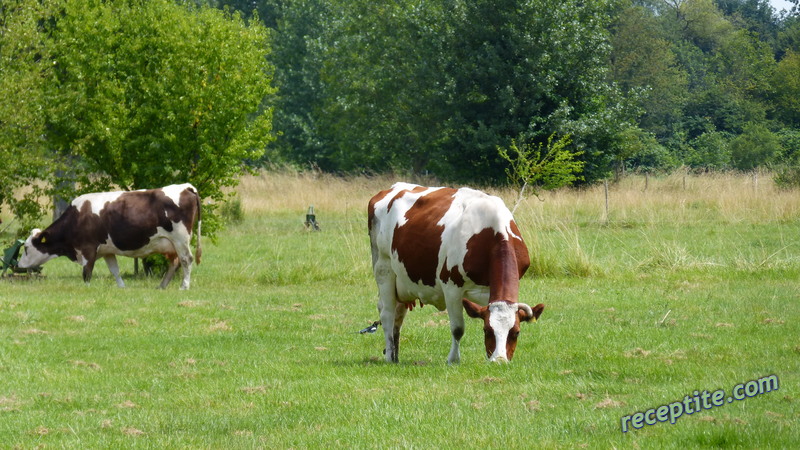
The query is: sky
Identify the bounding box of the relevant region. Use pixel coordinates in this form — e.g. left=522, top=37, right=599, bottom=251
left=769, top=0, right=795, bottom=13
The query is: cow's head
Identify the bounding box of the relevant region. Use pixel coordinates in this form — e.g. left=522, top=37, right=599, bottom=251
left=463, top=299, right=544, bottom=362
left=18, top=229, right=60, bottom=268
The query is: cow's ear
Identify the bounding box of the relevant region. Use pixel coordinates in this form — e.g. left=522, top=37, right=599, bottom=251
left=462, top=299, right=487, bottom=319
left=519, top=303, right=545, bottom=323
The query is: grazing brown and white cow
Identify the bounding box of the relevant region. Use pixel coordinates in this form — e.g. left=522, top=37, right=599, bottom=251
left=368, top=182, right=544, bottom=364
left=18, top=184, right=201, bottom=290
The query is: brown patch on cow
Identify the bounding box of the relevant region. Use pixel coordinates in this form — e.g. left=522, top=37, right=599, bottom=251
left=31, top=206, right=82, bottom=262
left=439, top=257, right=465, bottom=286
left=509, top=220, right=530, bottom=277
left=391, top=188, right=456, bottom=286
left=103, top=189, right=176, bottom=250
left=463, top=228, right=526, bottom=301
left=462, top=228, right=495, bottom=286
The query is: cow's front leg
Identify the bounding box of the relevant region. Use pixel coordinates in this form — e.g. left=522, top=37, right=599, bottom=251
left=81, top=258, right=96, bottom=285
left=445, top=296, right=466, bottom=365
left=104, top=255, right=126, bottom=288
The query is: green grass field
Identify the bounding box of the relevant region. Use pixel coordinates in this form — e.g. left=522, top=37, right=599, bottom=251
left=1, top=171, right=798, bottom=448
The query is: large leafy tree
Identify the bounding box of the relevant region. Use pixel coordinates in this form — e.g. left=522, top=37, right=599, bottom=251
left=0, top=0, right=59, bottom=228
left=610, top=4, right=688, bottom=140
left=43, top=0, right=275, bottom=234
left=772, top=50, right=800, bottom=126
left=314, top=0, right=453, bottom=174
left=312, top=0, right=625, bottom=183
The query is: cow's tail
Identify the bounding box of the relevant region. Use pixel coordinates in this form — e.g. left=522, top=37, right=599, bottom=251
left=193, top=187, right=202, bottom=265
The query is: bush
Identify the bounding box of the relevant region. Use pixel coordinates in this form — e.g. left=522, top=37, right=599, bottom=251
left=221, top=196, right=244, bottom=224
left=774, top=166, right=800, bottom=189
left=773, top=129, right=800, bottom=189
left=730, top=123, right=782, bottom=171
left=687, top=131, right=732, bottom=170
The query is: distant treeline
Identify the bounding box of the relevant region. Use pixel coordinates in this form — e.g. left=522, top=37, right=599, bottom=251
left=210, top=0, right=800, bottom=183
left=2, top=0, right=799, bottom=228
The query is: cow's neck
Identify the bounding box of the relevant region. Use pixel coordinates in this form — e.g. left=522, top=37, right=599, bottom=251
left=488, top=238, right=520, bottom=303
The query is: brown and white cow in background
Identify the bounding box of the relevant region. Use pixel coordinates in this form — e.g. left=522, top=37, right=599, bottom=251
left=368, top=182, right=544, bottom=364
left=18, top=183, right=201, bottom=290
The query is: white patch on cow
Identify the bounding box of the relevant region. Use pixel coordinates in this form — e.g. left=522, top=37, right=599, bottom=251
left=17, top=229, right=58, bottom=268
left=373, top=182, right=442, bottom=229
left=161, top=183, right=195, bottom=208
left=488, top=302, right=517, bottom=362
left=72, top=191, right=125, bottom=216
left=75, top=250, right=88, bottom=267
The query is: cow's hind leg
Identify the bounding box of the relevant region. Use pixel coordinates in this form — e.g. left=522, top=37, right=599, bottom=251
left=172, top=240, right=194, bottom=290
left=104, top=255, right=126, bottom=288
left=375, top=257, right=403, bottom=362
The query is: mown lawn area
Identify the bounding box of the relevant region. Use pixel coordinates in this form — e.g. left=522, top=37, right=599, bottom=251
left=0, top=172, right=798, bottom=448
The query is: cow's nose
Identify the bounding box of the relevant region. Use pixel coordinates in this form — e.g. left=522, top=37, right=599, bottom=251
left=489, top=355, right=509, bottom=364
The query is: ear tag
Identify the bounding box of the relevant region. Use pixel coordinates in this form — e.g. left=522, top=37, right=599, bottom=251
left=40, top=236, right=46, bottom=244
left=532, top=317, right=537, bottom=323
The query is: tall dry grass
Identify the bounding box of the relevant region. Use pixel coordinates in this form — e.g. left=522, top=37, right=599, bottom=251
left=236, top=169, right=800, bottom=226
left=234, top=170, right=395, bottom=216
left=234, top=169, right=799, bottom=278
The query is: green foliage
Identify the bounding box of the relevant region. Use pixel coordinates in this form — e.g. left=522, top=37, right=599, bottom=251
left=772, top=50, right=800, bottom=127
left=4, top=0, right=800, bottom=206
left=302, top=0, right=624, bottom=183
left=607, top=0, right=788, bottom=173
left=773, top=128, right=800, bottom=188
left=686, top=131, right=732, bottom=170
left=610, top=5, right=688, bottom=140
left=220, top=196, right=244, bottom=225
left=0, top=0, right=60, bottom=224
left=498, top=135, right=584, bottom=200
left=46, top=0, right=275, bottom=235
left=0, top=0, right=275, bottom=236
left=730, top=123, right=783, bottom=170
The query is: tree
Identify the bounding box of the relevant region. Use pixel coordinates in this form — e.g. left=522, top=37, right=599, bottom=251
left=772, top=50, right=800, bottom=126
left=0, top=0, right=59, bottom=230
left=313, top=0, right=454, bottom=175
left=610, top=4, right=689, bottom=139
left=44, top=0, right=275, bottom=235
left=498, top=135, right=584, bottom=210
left=312, top=0, right=625, bottom=184
left=730, top=122, right=782, bottom=169
left=267, top=0, right=332, bottom=170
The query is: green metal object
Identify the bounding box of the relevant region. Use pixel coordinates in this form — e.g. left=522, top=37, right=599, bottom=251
left=1, top=239, right=41, bottom=276
left=304, top=205, right=321, bottom=231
